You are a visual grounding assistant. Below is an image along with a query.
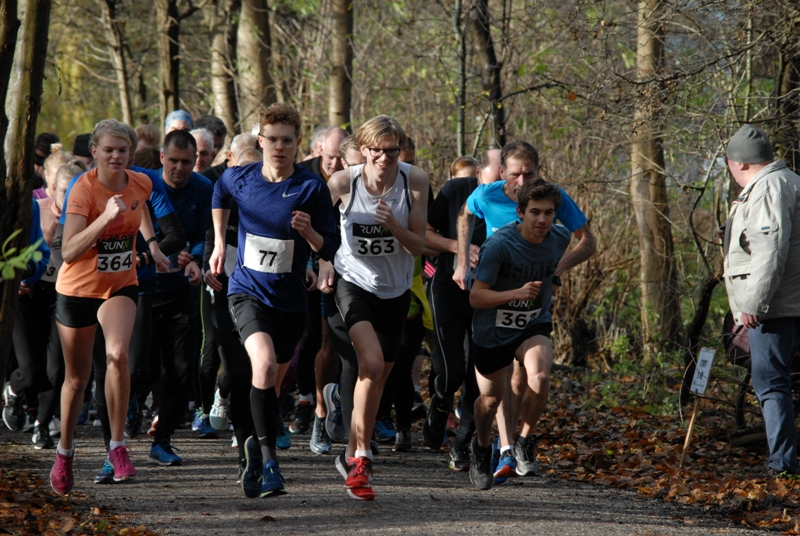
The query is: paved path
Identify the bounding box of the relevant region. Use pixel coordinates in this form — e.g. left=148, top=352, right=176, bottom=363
left=1, top=425, right=760, bottom=535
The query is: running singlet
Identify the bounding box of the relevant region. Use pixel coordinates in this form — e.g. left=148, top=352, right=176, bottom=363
left=37, top=197, right=61, bottom=283
left=213, top=163, right=338, bottom=313
left=56, top=168, right=152, bottom=299
left=334, top=162, right=413, bottom=299
left=467, top=180, right=587, bottom=237
left=471, top=222, right=571, bottom=348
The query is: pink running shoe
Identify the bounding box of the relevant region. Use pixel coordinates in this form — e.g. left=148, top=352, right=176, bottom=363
left=50, top=452, right=74, bottom=495
left=108, top=445, right=137, bottom=481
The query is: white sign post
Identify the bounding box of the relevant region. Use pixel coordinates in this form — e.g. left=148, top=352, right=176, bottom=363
left=681, top=347, right=716, bottom=468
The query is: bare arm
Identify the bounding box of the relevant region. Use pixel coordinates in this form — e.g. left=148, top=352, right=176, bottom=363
left=327, top=170, right=349, bottom=206
left=375, top=168, right=428, bottom=256
left=62, top=195, right=124, bottom=264
left=555, top=222, right=597, bottom=276
left=425, top=223, right=455, bottom=254
left=469, top=279, right=541, bottom=309
left=209, top=208, right=230, bottom=276
left=139, top=206, right=169, bottom=272
left=452, top=203, right=473, bottom=290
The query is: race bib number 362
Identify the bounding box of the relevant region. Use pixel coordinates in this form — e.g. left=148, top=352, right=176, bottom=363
left=243, top=233, right=294, bottom=274
left=97, top=236, right=134, bottom=273
left=351, top=223, right=398, bottom=257
left=494, top=298, right=542, bottom=329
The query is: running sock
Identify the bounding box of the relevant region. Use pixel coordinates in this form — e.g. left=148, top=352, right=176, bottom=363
left=298, top=393, right=314, bottom=403
left=57, top=441, right=74, bottom=457
left=109, top=439, right=126, bottom=450
left=251, top=386, right=279, bottom=462
left=500, top=445, right=514, bottom=455
left=355, top=449, right=373, bottom=461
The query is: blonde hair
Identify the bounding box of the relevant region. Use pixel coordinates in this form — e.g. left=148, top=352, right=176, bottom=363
left=43, top=146, right=73, bottom=182
left=135, top=124, right=161, bottom=148
left=339, top=135, right=359, bottom=158
left=55, top=160, right=88, bottom=186
left=355, top=115, right=407, bottom=149
left=91, top=119, right=135, bottom=148
left=236, top=148, right=263, bottom=166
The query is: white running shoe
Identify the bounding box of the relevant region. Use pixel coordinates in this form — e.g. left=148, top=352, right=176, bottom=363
left=209, top=389, right=230, bottom=431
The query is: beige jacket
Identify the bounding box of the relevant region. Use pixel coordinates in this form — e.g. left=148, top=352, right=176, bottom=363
left=724, top=160, right=800, bottom=323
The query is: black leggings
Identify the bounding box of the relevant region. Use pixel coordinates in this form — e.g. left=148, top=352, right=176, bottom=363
left=10, top=281, right=63, bottom=426
left=377, top=315, right=425, bottom=430
left=323, top=292, right=357, bottom=433
left=296, top=289, right=322, bottom=397
left=199, top=285, right=231, bottom=414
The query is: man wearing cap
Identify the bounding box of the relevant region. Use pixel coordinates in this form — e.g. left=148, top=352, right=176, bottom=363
left=724, top=124, right=800, bottom=476
left=72, top=134, right=93, bottom=167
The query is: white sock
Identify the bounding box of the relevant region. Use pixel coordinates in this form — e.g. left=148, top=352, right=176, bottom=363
left=299, top=393, right=314, bottom=403
left=500, top=445, right=514, bottom=455
left=109, top=439, right=126, bottom=450
left=6, top=384, right=16, bottom=396
left=355, top=449, right=373, bottom=461
left=57, top=441, right=74, bottom=457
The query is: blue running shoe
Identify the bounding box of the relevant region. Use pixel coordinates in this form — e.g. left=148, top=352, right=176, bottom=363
left=124, top=396, right=141, bottom=439
left=76, top=401, right=90, bottom=426
left=149, top=442, right=182, bottom=466
left=494, top=452, right=517, bottom=485
left=260, top=460, right=286, bottom=497
left=309, top=415, right=331, bottom=455
left=276, top=416, right=291, bottom=450
left=323, top=383, right=346, bottom=442
left=197, top=417, right=218, bottom=439
left=373, top=417, right=395, bottom=443
left=93, top=457, right=115, bottom=485
left=191, top=408, right=204, bottom=431
left=241, top=436, right=263, bottom=498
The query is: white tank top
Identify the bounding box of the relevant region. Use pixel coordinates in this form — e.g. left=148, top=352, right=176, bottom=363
left=334, top=162, right=414, bottom=299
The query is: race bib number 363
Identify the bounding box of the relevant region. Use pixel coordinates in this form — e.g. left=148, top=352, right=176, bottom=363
left=97, top=236, right=134, bottom=273
left=495, top=298, right=542, bottom=329
left=243, top=233, right=294, bottom=274
left=351, top=223, right=398, bottom=257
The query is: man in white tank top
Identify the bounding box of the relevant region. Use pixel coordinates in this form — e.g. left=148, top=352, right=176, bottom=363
left=319, top=115, right=428, bottom=500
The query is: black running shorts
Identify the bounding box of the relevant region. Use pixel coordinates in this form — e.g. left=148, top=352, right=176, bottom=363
left=228, top=293, right=308, bottom=364
left=55, top=285, right=139, bottom=329
left=470, top=322, right=552, bottom=376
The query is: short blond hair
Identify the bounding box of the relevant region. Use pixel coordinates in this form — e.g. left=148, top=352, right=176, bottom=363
left=135, top=124, right=161, bottom=148
left=355, top=115, right=407, bottom=149
left=91, top=119, right=135, bottom=148
left=339, top=134, right=360, bottom=158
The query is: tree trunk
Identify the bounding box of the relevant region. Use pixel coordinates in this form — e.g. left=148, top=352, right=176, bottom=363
left=207, top=0, right=239, bottom=141
left=629, top=0, right=682, bottom=359
left=772, top=13, right=800, bottom=174
left=470, top=0, right=505, bottom=149
left=237, top=0, right=274, bottom=132
left=98, top=0, right=132, bottom=125
left=454, top=0, right=466, bottom=155
left=0, top=0, right=52, bottom=381
left=328, top=0, right=353, bottom=130
left=156, top=0, right=180, bottom=130
left=0, top=0, right=20, bottom=180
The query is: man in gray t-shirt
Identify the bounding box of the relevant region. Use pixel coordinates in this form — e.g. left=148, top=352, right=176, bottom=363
left=467, top=180, right=570, bottom=491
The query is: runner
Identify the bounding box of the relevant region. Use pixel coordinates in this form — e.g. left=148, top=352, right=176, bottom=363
left=50, top=119, right=169, bottom=495
left=467, top=179, right=571, bottom=490
left=209, top=103, right=338, bottom=498
left=325, top=115, right=429, bottom=500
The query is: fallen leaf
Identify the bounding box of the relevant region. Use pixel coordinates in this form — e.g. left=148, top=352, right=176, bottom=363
left=260, top=515, right=276, bottom=522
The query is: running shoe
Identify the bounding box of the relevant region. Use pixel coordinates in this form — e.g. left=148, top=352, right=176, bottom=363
left=49, top=417, right=61, bottom=438
left=393, top=428, right=412, bottom=452
left=445, top=413, right=457, bottom=439
left=411, top=390, right=427, bottom=421
left=276, top=416, right=291, bottom=450
left=124, top=396, right=141, bottom=439
left=231, top=434, right=238, bottom=449
left=209, top=389, right=230, bottom=431
left=514, top=434, right=540, bottom=476
left=108, top=445, right=137, bottom=481
left=50, top=452, right=74, bottom=495
left=197, top=417, right=218, bottom=439
left=449, top=445, right=471, bottom=472
left=236, top=461, right=246, bottom=484
left=322, top=383, right=346, bottom=442
left=373, top=417, right=395, bottom=443
left=335, top=448, right=352, bottom=480
left=191, top=408, right=204, bottom=431
left=22, top=410, right=36, bottom=433
left=76, top=401, right=90, bottom=425
left=94, top=457, right=115, bottom=485
left=370, top=440, right=381, bottom=457
left=310, top=415, right=332, bottom=455
left=490, top=436, right=500, bottom=475
left=241, top=436, right=263, bottom=498
left=494, top=451, right=517, bottom=485
left=344, top=456, right=374, bottom=501
left=260, top=460, right=287, bottom=497
left=289, top=400, right=313, bottom=434
left=149, top=442, right=182, bottom=466
left=2, top=383, right=25, bottom=431
left=32, top=422, right=55, bottom=449
left=469, top=437, right=493, bottom=490
left=422, top=394, right=449, bottom=450
left=147, top=414, right=158, bottom=438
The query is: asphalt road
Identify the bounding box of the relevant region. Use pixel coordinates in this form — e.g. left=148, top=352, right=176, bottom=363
left=1, top=423, right=763, bottom=535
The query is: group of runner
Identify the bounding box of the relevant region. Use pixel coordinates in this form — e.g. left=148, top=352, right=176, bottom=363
left=4, top=103, right=595, bottom=500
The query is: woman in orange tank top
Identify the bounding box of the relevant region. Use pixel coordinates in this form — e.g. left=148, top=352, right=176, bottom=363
left=50, top=120, right=168, bottom=495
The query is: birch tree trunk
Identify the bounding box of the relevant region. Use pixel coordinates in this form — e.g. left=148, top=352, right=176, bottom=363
left=157, top=0, right=180, bottom=129
left=629, top=0, right=682, bottom=359
left=470, top=0, right=505, bottom=149
left=98, top=0, right=132, bottom=124
left=207, top=0, right=239, bottom=140
left=328, top=0, right=353, bottom=130
left=237, top=0, right=273, bottom=132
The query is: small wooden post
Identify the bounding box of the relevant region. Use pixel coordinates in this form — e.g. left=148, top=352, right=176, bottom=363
left=680, top=398, right=700, bottom=468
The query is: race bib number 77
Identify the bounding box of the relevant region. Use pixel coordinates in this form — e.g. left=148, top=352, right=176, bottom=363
left=243, top=233, right=294, bottom=274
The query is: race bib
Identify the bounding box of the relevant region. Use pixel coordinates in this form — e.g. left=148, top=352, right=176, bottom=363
left=224, top=244, right=238, bottom=277
left=97, top=236, right=134, bottom=273
left=243, top=233, right=294, bottom=274
left=351, top=223, right=398, bottom=257
left=495, top=297, right=542, bottom=330
left=40, top=258, right=57, bottom=283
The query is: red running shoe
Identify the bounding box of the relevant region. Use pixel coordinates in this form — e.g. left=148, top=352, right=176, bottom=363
left=50, top=452, right=74, bottom=495
left=344, top=456, right=375, bottom=500
left=109, top=445, right=137, bottom=481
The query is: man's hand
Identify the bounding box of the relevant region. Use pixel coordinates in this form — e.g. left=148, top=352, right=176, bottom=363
left=177, top=250, right=193, bottom=269
left=209, top=244, right=225, bottom=276
left=453, top=263, right=469, bottom=291
left=204, top=270, right=223, bottom=292
left=514, top=281, right=542, bottom=301
left=18, top=282, right=30, bottom=295
left=318, top=260, right=335, bottom=294
left=469, top=244, right=480, bottom=268
left=375, top=199, right=399, bottom=233
left=185, top=261, right=202, bottom=286
left=306, top=268, right=318, bottom=291
left=741, top=312, right=761, bottom=329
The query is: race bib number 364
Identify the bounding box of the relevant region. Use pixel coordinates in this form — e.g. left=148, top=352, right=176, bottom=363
left=243, top=233, right=294, bottom=274
left=97, top=236, right=134, bottom=273
left=351, top=223, right=398, bottom=257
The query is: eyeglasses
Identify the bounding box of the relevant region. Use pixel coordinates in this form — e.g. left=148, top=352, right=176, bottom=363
left=367, top=147, right=401, bottom=158
left=260, top=135, right=297, bottom=147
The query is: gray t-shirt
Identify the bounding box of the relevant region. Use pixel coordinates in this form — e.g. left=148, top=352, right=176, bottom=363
left=471, top=222, right=571, bottom=348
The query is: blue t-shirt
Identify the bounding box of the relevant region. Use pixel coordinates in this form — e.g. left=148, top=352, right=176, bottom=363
left=22, top=199, right=50, bottom=285
left=213, top=163, right=338, bottom=313
left=60, top=168, right=176, bottom=287
left=466, top=181, right=587, bottom=237
left=472, top=222, right=571, bottom=348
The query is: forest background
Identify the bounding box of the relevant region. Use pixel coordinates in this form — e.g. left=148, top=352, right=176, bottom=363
left=2, top=0, right=800, bottom=409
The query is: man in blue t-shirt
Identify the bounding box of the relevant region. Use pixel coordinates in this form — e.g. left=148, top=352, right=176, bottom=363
left=453, top=140, right=597, bottom=483
left=467, top=180, right=570, bottom=490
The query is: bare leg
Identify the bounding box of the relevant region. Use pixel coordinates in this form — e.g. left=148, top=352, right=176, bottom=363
left=494, top=367, right=516, bottom=448
left=473, top=366, right=510, bottom=449
left=244, top=333, right=278, bottom=390
left=516, top=335, right=552, bottom=437
left=57, top=323, right=97, bottom=449
left=315, top=322, right=338, bottom=418
left=97, top=296, right=137, bottom=443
